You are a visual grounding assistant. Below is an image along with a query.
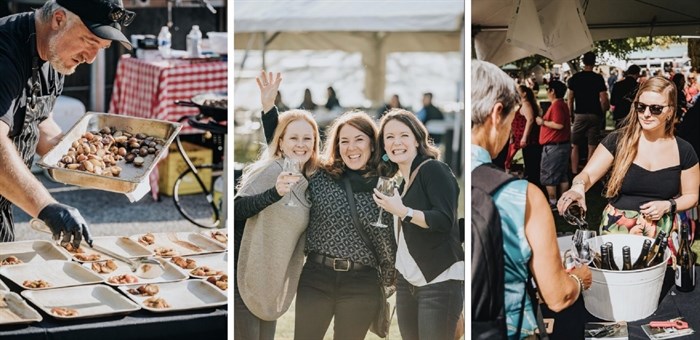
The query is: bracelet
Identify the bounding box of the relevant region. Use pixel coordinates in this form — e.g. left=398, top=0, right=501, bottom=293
left=572, top=179, right=585, bottom=187
left=569, top=273, right=585, bottom=297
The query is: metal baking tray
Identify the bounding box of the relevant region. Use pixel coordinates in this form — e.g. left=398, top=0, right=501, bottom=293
left=133, top=232, right=227, bottom=257
left=0, top=240, right=71, bottom=264
left=0, top=291, right=42, bottom=325
left=86, top=258, right=187, bottom=286
left=118, top=279, right=226, bottom=313
left=169, top=253, right=227, bottom=279
left=0, top=260, right=104, bottom=290
left=37, top=112, right=182, bottom=194
left=21, top=284, right=140, bottom=319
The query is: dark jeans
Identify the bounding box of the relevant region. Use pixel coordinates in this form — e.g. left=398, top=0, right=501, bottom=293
left=234, top=280, right=276, bottom=340
left=294, top=261, right=380, bottom=340
left=396, top=274, right=464, bottom=340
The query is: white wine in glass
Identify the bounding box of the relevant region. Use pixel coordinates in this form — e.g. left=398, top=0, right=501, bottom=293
left=283, top=157, right=303, bottom=207
left=371, top=177, right=394, bottom=228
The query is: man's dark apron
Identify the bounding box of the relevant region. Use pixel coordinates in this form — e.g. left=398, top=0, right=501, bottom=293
left=0, top=38, right=57, bottom=242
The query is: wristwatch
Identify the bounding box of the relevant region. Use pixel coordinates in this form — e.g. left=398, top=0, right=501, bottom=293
left=669, top=198, right=677, bottom=215
left=402, top=208, right=414, bottom=224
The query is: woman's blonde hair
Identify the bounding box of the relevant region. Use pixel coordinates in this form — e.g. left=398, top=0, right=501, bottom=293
left=605, top=76, right=676, bottom=198
left=321, top=111, right=381, bottom=178
left=237, top=110, right=320, bottom=190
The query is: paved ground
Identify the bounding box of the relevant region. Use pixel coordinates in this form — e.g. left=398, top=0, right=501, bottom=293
left=12, top=171, right=219, bottom=242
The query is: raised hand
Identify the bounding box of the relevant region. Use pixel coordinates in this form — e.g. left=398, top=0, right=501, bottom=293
left=256, top=70, right=283, bottom=112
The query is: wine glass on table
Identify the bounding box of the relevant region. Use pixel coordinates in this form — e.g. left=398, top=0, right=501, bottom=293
left=370, top=177, right=394, bottom=228
left=282, top=157, right=303, bottom=207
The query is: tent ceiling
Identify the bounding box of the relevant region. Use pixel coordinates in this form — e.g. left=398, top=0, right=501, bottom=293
left=473, top=0, right=700, bottom=65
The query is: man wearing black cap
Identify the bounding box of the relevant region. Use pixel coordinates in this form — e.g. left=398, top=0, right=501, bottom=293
left=0, top=0, right=134, bottom=247
left=610, top=64, right=641, bottom=129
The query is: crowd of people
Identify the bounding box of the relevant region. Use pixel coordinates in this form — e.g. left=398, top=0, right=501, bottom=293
left=473, top=51, right=700, bottom=338
left=234, top=71, right=464, bottom=340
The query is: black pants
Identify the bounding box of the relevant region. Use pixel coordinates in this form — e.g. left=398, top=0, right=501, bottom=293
left=294, top=261, right=380, bottom=340
left=396, top=275, right=464, bottom=340
left=522, top=144, right=546, bottom=194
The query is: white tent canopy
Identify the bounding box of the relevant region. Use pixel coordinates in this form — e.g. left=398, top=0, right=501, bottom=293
left=473, top=0, right=700, bottom=66
left=234, top=0, right=464, bottom=105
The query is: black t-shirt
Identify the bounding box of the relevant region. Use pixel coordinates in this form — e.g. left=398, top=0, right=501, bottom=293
left=601, top=132, right=699, bottom=210
left=0, top=12, right=63, bottom=135
left=568, top=70, right=607, bottom=116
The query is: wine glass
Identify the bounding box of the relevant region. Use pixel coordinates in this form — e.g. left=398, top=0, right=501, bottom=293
left=571, top=229, right=597, bottom=266
left=371, top=177, right=394, bottom=228
left=282, top=157, right=303, bottom=207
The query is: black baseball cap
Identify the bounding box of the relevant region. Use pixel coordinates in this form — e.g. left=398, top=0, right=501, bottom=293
left=56, top=0, right=135, bottom=50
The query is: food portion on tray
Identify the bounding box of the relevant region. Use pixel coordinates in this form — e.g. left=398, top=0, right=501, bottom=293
left=59, top=236, right=153, bottom=263
left=134, top=232, right=226, bottom=257
left=0, top=260, right=103, bottom=290
left=86, top=257, right=186, bottom=286
left=0, top=240, right=72, bottom=264
left=204, top=230, right=228, bottom=248
left=38, top=113, right=182, bottom=194
left=118, top=280, right=226, bottom=312
left=21, top=284, right=140, bottom=319
left=169, top=253, right=228, bottom=279
left=0, top=291, right=42, bottom=325
left=206, top=274, right=228, bottom=291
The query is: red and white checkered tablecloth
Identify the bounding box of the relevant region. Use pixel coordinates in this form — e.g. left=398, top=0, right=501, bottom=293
left=109, top=55, right=227, bottom=200
left=109, top=55, right=227, bottom=134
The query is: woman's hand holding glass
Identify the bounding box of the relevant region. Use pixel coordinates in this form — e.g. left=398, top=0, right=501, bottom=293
left=281, top=157, right=303, bottom=206
left=557, top=189, right=587, bottom=217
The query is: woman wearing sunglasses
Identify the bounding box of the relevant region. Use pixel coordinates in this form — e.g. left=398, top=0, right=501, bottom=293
left=557, top=76, right=699, bottom=246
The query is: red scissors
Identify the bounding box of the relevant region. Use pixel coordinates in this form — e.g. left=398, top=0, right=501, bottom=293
left=649, top=320, right=689, bottom=329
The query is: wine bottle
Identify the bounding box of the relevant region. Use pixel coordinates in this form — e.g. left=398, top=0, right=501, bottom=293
left=607, top=242, right=620, bottom=271
left=646, top=230, right=667, bottom=264
left=599, top=244, right=610, bottom=270
left=675, top=223, right=696, bottom=292
left=622, top=246, right=633, bottom=270
left=647, top=239, right=668, bottom=268
left=632, top=239, right=652, bottom=269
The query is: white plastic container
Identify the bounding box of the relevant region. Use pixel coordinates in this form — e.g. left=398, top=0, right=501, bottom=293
left=186, top=25, right=202, bottom=58
left=582, top=234, right=670, bottom=321
left=157, top=26, right=171, bottom=59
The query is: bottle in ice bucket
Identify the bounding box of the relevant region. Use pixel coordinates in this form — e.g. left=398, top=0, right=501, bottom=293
left=622, top=246, right=632, bottom=270
left=632, top=239, right=652, bottom=269
left=599, top=243, right=610, bottom=270
left=675, top=223, right=695, bottom=292
left=645, top=230, right=667, bottom=265
left=606, top=242, right=620, bottom=271
left=186, top=25, right=203, bottom=58
left=157, top=26, right=171, bottom=58
left=647, top=239, right=668, bottom=267
left=563, top=202, right=587, bottom=228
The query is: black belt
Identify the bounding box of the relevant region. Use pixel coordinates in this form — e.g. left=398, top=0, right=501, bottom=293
left=308, top=253, right=370, bottom=272
left=544, top=141, right=570, bottom=146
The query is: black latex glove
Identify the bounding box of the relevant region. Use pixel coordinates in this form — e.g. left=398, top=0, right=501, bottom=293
left=38, top=203, right=93, bottom=249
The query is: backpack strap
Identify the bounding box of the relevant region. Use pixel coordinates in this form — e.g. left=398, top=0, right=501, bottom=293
left=472, top=163, right=518, bottom=195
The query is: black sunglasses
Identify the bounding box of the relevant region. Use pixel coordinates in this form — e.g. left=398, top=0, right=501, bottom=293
left=108, top=5, right=135, bottom=27
left=633, top=102, right=669, bottom=115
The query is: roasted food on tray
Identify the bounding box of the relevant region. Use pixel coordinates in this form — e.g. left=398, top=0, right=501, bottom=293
left=210, top=231, right=227, bottom=243
left=91, top=259, right=118, bottom=274
left=207, top=274, right=228, bottom=290
left=190, top=266, right=224, bottom=277
left=144, top=296, right=170, bottom=309
left=56, top=129, right=166, bottom=175
left=63, top=243, right=84, bottom=253
left=139, top=232, right=156, bottom=246
left=107, top=274, right=139, bottom=284
left=170, top=256, right=197, bottom=269
left=23, top=279, right=51, bottom=289
left=154, top=247, right=177, bottom=257
left=1, top=256, right=23, bottom=265
left=127, top=284, right=160, bottom=296
left=74, top=253, right=101, bottom=262
left=51, top=307, right=79, bottom=317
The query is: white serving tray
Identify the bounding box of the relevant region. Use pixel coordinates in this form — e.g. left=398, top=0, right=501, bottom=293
left=0, top=260, right=103, bottom=290
left=22, top=284, right=140, bottom=319
left=58, top=236, right=153, bottom=263
left=0, top=240, right=72, bottom=264
left=118, top=279, right=227, bottom=312
left=86, top=258, right=187, bottom=286
left=132, top=232, right=226, bottom=257
left=169, top=253, right=228, bottom=279
left=0, top=291, right=42, bottom=325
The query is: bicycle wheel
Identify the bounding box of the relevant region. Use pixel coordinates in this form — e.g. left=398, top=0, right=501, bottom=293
left=172, top=164, right=223, bottom=229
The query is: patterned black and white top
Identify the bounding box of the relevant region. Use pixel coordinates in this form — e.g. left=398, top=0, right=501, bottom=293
left=306, top=170, right=396, bottom=279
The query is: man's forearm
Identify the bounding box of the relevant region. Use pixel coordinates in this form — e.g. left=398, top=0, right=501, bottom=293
left=0, top=132, right=55, bottom=217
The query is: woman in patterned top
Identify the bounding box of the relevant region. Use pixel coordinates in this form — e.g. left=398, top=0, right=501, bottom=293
left=258, top=72, right=396, bottom=340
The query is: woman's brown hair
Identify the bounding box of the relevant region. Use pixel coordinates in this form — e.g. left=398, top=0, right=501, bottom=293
left=321, top=111, right=381, bottom=178
left=377, top=109, right=440, bottom=177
